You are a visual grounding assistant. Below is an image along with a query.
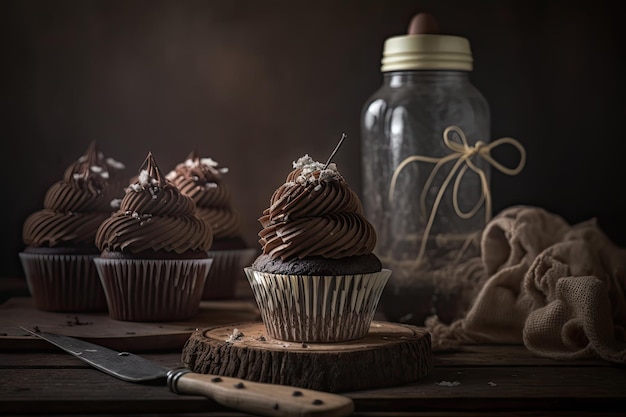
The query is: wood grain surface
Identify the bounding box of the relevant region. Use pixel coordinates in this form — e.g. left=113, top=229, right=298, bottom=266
left=2, top=348, right=625, bottom=416
left=0, top=297, right=260, bottom=351
left=182, top=321, right=433, bottom=392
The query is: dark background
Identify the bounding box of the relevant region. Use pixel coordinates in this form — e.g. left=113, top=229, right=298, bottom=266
left=1, top=0, right=623, bottom=279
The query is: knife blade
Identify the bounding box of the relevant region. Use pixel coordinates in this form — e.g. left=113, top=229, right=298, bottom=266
left=20, top=327, right=354, bottom=417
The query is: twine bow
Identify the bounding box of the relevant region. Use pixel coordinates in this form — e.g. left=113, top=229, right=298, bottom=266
left=389, top=125, right=526, bottom=264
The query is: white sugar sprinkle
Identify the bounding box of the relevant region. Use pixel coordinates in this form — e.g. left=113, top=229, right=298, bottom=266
left=106, top=157, right=125, bottom=170
left=292, top=154, right=341, bottom=184
left=137, top=170, right=149, bottom=185
left=200, top=157, right=219, bottom=167
left=436, top=381, right=460, bottom=387
left=226, top=328, right=244, bottom=343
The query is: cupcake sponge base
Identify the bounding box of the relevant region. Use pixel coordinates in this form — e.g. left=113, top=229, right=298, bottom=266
left=251, top=253, right=382, bottom=276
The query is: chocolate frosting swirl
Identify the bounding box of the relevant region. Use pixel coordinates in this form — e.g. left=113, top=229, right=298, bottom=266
left=96, top=152, right=213, bottom=254
left=166, top=151, right=242, bottom=239
left=258, top=155, right=377, bottom=260
left=23, top=142, right=126, bottom=248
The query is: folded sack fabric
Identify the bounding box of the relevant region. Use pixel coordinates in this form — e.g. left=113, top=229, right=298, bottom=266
left=426, top=205, right=626, bottom=364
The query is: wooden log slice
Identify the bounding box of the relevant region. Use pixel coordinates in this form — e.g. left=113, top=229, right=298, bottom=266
left=181, top=321, right=432, bottom=393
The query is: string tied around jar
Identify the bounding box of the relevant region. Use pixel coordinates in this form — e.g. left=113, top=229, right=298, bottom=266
left=389, top=125, right=526, bottom=264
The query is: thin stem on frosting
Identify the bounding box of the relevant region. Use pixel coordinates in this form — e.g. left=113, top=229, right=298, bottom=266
left=324, top=133, right=347, bottom=170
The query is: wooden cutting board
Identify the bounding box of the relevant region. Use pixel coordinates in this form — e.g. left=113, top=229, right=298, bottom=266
left=0, top=297, right=261, bottom=351
left=182, top=321, right=433, bottom=392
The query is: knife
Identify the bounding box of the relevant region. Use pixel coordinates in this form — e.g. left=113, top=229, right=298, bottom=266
left=20, top=327, right=354, bottom=417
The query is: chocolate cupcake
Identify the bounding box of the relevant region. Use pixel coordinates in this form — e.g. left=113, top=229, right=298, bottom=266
left=94, top=152, right=213, bottom=322
left=245, top=154, right=391, bottom=342
left=20, top=142, right=125, bottom=312
left=166, top=151, right=256, bottom=300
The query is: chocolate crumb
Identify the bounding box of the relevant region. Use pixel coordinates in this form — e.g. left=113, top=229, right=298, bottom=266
left=234, top=382, right=245, bottom=389
left=292, top=390, right=303, bottom=397
left=211, top=377, right=222, bottom=383
left=312, top=399, right=324, bottom=405
left=301, top=342, right=309, bottom=348
left=65, top=316, right=93, bottom=326
left=257, top=335, right=267, bottom=341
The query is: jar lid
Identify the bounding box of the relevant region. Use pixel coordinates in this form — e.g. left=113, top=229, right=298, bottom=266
left=381, top=13, right=473, bottom=72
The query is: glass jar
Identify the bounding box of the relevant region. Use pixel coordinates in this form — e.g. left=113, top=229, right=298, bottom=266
left=360, top=31, right=490, bottom=325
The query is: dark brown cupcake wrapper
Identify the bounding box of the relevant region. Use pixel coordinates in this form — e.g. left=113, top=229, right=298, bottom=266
left=94, top=258, right=213, bottom=322
left=19, top=252, right=107, bottom=312
left=202, top=248, right=257, bottom=300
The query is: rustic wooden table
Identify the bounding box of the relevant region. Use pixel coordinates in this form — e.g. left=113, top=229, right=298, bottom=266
left=1, top=277, right=625, bottom=416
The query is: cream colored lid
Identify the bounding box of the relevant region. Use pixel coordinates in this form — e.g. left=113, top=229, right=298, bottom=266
left=381, top=33, right=473, bottom=72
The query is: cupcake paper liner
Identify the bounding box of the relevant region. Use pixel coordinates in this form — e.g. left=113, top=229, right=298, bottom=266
left=244, top=267, right=391, bottom=342
left=202, top=248, right=258, bottom=300
left=19, top=252, right=107, bottom=312
left=94, top=258, right=213, bottom=322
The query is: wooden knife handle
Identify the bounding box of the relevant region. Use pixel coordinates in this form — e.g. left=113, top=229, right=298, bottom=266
left=167, top=369, right=354, bottom=417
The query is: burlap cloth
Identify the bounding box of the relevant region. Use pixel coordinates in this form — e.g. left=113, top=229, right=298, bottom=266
left=425, top=205, right=626, bottom=364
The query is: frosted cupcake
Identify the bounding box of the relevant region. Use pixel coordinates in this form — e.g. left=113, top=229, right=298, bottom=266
left=166, top=151, right=257, bottom=300
left=94, top=152, right=213, bottom=322
left=20, top=142, right=126, bottom=312
left=245, top=154, right=391, bottom=342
